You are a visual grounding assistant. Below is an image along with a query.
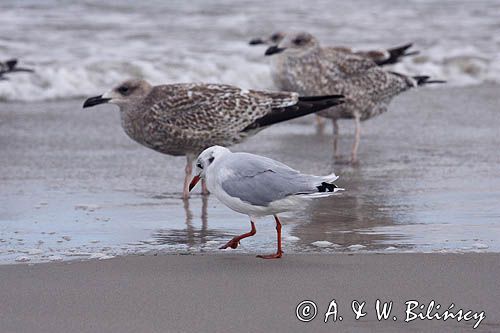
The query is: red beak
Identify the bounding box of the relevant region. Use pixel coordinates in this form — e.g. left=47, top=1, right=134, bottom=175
left=189, top=175, right=201, bottom=192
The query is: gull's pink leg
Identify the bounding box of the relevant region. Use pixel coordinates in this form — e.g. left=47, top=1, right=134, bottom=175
left=219, top=221, right=256, bottom=249
left=332, top=118, right=340, bottom=159
left=182, top=155, right=194, bottom=199
left=201, top=179, right=209, bottom=196
left=257, top=215, right=283, bottom=259
left=350, top=116, right=361, bottom=164
left=315, top=115, right=326, bottom=135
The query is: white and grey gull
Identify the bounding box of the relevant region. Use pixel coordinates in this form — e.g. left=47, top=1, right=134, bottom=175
left=189, top=146, right=343, bottom=259
left=83, top=79, right=344, bottom=198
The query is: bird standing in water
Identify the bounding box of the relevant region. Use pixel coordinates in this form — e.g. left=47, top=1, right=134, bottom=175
left=84, top=79, right=344, bottom=198
left=189, top=146, right=343, bottom=259
left=264, top=32, right=444, bottom=163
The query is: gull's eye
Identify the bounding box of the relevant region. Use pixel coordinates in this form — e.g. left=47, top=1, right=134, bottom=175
left=271, top=33, right=281, bottom=42
left=196, top=162, right=203, bottom=169
left=118, top=85, right=129, bottom=95
left=294, top=36, right=307, bottom=45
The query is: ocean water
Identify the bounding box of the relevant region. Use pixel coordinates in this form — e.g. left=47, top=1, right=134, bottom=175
left=1, top=0, right=500, bottom=101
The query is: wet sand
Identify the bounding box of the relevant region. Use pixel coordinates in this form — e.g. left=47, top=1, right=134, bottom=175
left=0, top=253, right=498, bottom=333
left=1, top=84, right=500, bottom=263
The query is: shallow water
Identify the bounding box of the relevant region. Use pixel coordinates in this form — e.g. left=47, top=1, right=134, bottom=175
left=1, top=0, right=500, bottom=101
left=1, top=84, right=499, bottom=263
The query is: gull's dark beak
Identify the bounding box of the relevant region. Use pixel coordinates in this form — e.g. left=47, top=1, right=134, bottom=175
left=265, top=46, right=286, bottom=56
left=10, top=67, right=35, bottom=73
left=249, top=38, right=264, bottom=45
left=189, top=175, right=201, bottom=192
left=83, top=95, right=111, bottom=108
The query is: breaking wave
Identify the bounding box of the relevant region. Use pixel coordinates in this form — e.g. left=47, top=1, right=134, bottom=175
left=1, top=0, right=499, bottom=102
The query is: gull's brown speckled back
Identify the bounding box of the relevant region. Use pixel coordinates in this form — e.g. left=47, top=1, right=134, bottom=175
left=119, top=83, right=301, bottom=156
left=84, top=79, right=345, bottom=196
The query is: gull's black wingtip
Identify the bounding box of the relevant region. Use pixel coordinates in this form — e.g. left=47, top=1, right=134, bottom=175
left=317, top=182, right=338, bottom=192
left=377, top=43, right=418, bottom=66
left=298, top=94, right=344, bottom=102
left=299, top=94, right=345, bottom=108
left=243, top=94, right=344, bottom=131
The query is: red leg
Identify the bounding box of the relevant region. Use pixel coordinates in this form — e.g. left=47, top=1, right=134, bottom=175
left=219, top=221, right=256, bottom=250
left=257, top=215, right=283, bottom=259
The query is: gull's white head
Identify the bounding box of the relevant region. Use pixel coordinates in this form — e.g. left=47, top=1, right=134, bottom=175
left=189, top=146, right=230, bottom=191
left=83, top=79, right=153, bottom=109
left=249, top=31, right=286, bottom=46
left=264, top=32, right=320, bottom=57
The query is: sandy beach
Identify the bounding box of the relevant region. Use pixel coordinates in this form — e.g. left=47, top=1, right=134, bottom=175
left=0, top=253, right=498, bottom=333
left=1, top=2, right=500, bottom=331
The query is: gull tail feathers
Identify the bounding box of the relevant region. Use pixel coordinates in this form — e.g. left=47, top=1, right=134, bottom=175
left=390, top=71, right=446, bottom=88
left=322, top=172, right=339, bottom=184
left=308, top=173, right=344, bottom=198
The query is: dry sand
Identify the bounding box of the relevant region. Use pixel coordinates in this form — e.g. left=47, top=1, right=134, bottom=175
left=0, top=253, right=498, bottom=333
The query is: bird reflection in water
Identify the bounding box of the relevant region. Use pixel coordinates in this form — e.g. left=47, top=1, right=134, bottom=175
left=152, top=196, right=232, bottom=249
left=289, top=164, right=411, bottom=251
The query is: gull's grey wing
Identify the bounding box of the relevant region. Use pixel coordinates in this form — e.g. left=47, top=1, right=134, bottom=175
left=220, top=153, right=320, bottom=206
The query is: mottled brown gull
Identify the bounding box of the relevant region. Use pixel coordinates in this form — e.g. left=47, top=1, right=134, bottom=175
left=83, top=79, right=344, bottom=198
left=250, top=32, right=416, bottom=132
left=264, top=32, right=444, bottom=163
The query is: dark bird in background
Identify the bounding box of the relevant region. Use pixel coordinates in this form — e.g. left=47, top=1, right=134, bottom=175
left=0, top=59, right=35, bottom=80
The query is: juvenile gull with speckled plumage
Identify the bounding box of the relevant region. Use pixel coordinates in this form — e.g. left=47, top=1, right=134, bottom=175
left=264, top=32, right=444, bottom=163
left=250, top=32, right=417, bottom=132
left=83, top=79, right=344, bottom=198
